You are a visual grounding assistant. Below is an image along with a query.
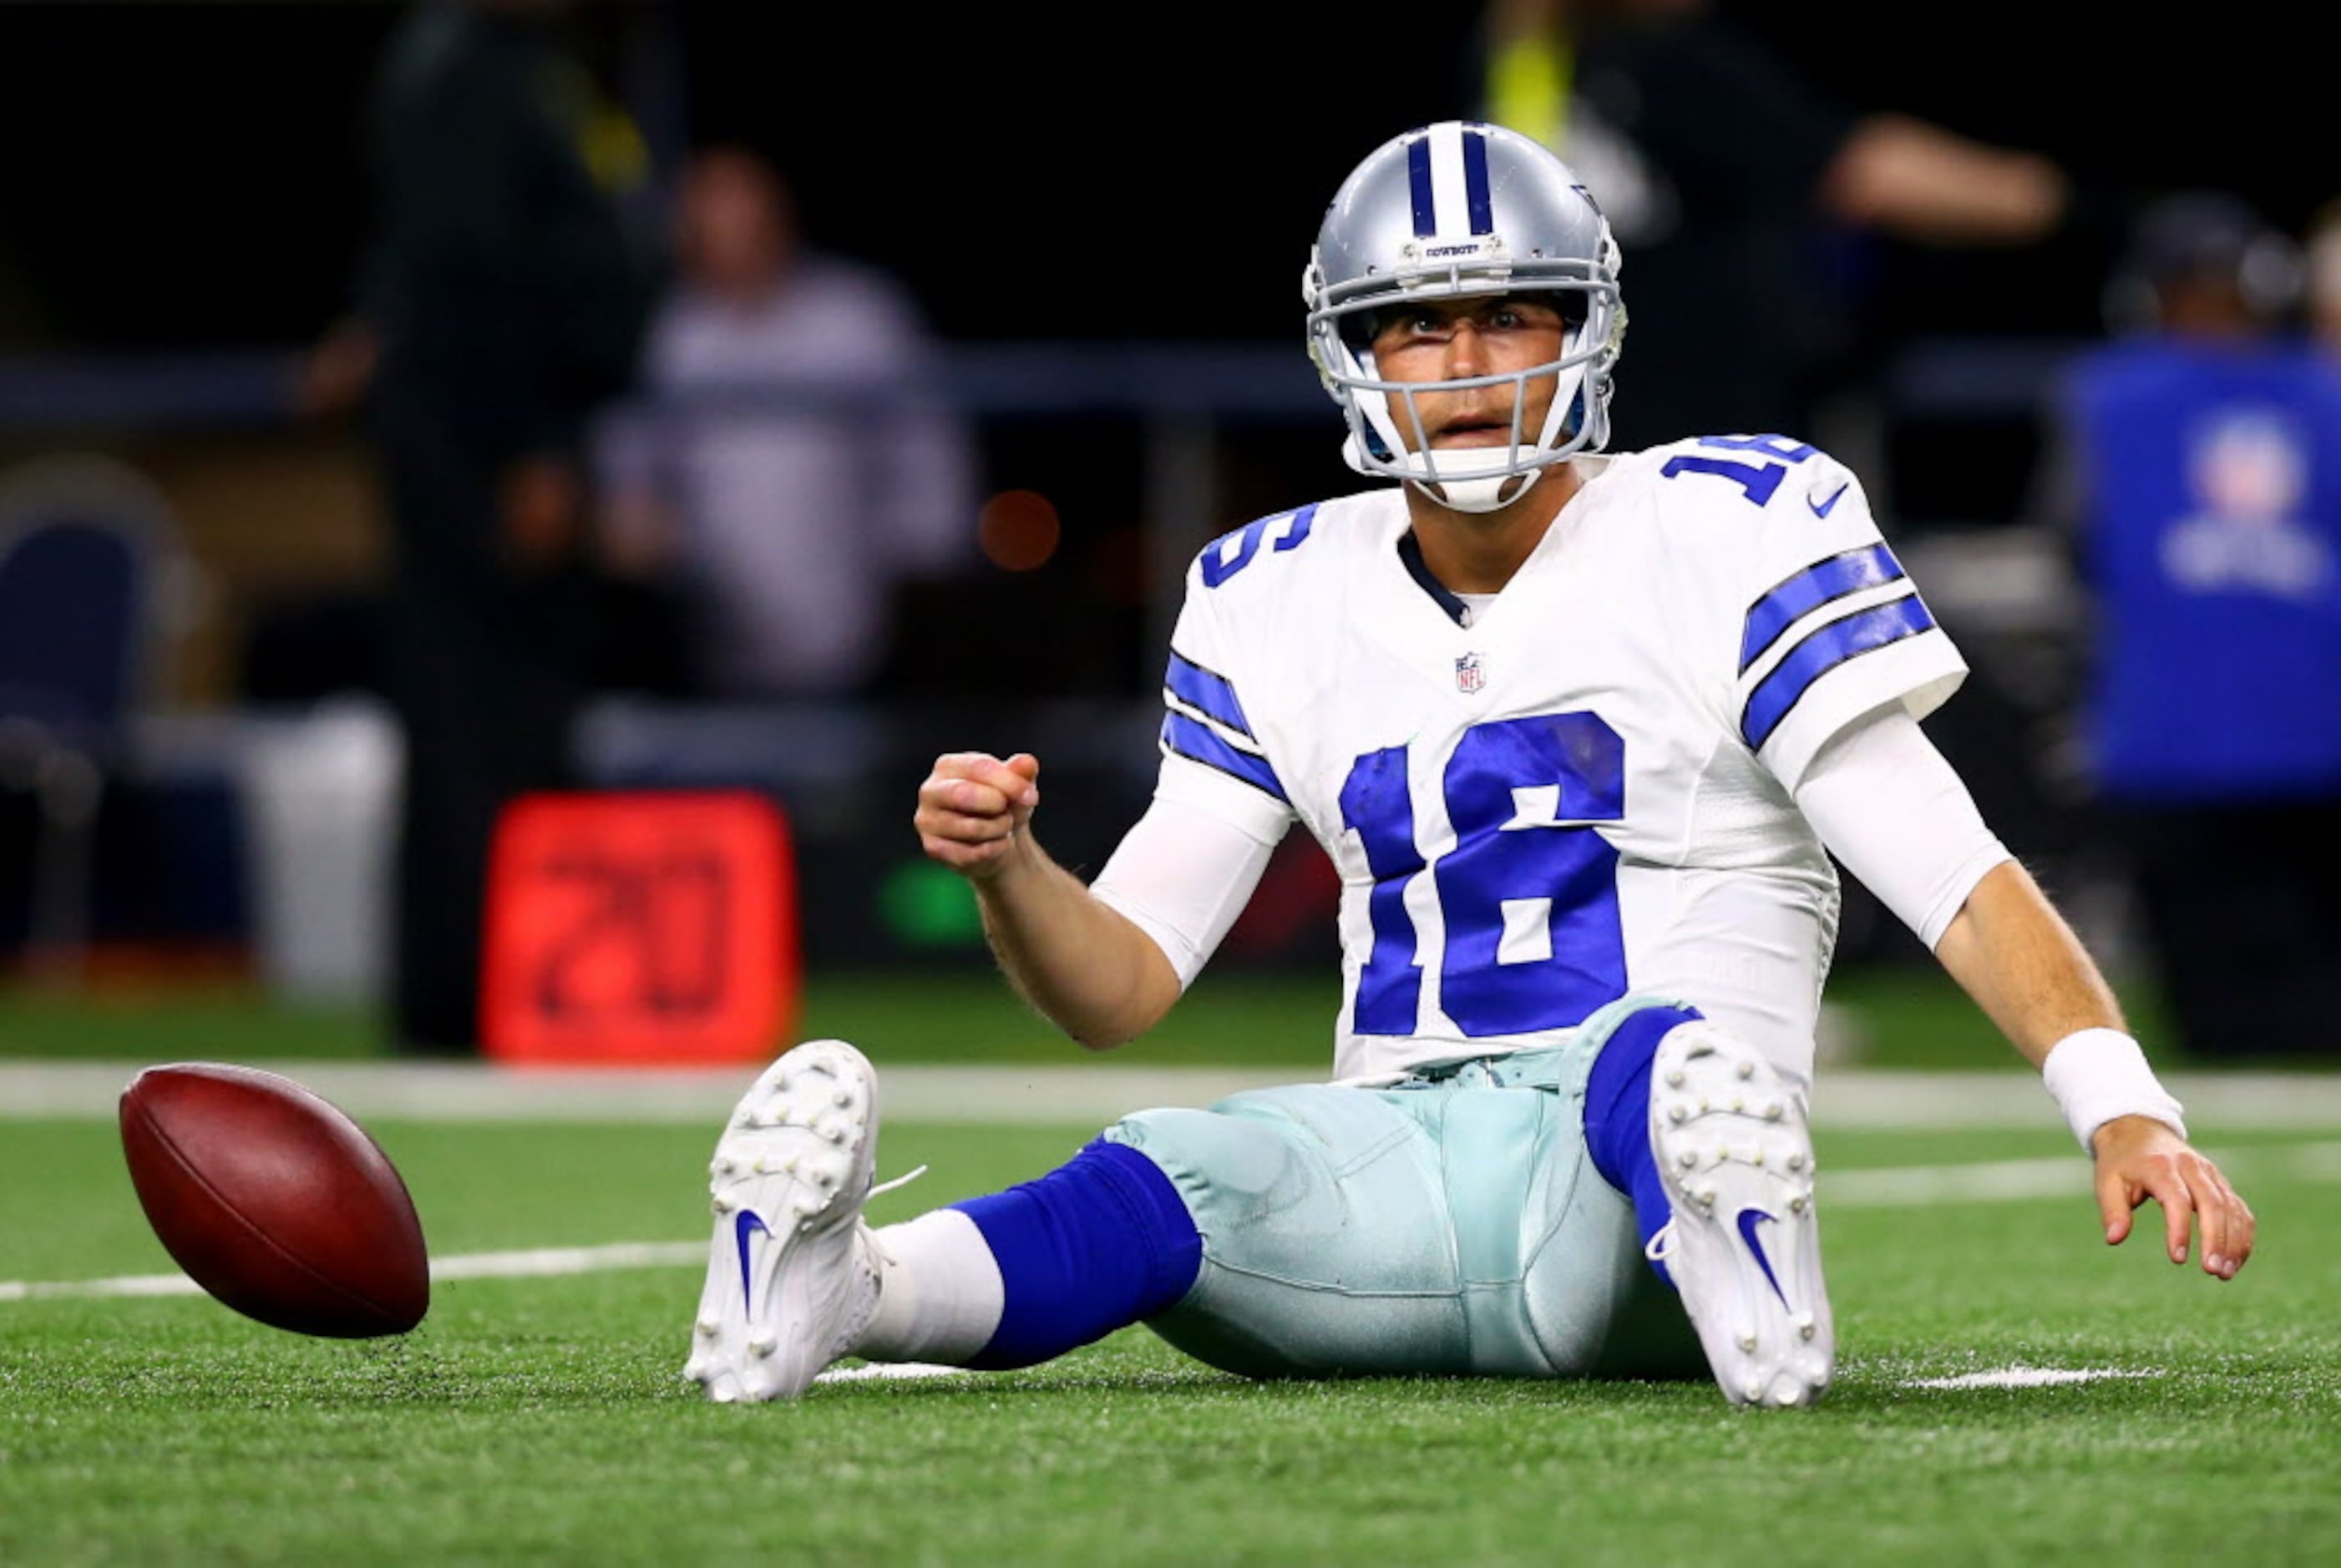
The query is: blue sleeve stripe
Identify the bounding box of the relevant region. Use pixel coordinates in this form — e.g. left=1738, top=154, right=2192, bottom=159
left=1739, top=544, right=1906, bottom=674
left=1162, top=712, right=1287, bottom=803
left=1163, top=650, right=1254, bottom=740
left=1741, top=594, right=1938, bottom=751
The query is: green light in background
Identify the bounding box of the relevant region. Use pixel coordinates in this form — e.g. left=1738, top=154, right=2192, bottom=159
left=877, top=859, right=988, bottom=948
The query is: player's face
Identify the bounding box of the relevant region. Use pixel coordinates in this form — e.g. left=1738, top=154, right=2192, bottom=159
left=1368, top=296, right=1569, bottom=454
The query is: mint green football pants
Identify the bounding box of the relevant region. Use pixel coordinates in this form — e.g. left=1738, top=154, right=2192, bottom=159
left=1100, top=1027, right=1701, bottom=1380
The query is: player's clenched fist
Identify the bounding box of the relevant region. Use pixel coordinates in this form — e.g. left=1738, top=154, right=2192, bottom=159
left=916, top=752, right=1041, bottom=881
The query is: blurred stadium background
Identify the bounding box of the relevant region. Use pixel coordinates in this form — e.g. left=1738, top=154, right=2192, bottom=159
left=1, top=0, right=2327, bottom=1039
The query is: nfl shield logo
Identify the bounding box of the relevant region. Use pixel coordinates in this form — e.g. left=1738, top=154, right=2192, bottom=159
left=1455, top=652, right=1484, bottom=694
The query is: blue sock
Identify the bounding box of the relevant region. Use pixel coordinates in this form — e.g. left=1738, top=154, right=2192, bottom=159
left=950, top=1139, right=1203, bottom=1370
left=1582, top=1004, right=1702, bottom=1286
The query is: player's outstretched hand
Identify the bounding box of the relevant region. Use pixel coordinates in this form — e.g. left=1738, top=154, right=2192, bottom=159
left=2092, top=1115, right=2255, bottom=1280
left=916, top=752, right=1041, bottom=883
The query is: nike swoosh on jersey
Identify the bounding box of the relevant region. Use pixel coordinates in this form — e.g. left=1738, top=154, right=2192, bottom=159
left=1808, top=483, right=1851, bottom=518
left=735, top=1209, right=772, bottom=1313
left=1735, top=1207, right=1793, bottom=1309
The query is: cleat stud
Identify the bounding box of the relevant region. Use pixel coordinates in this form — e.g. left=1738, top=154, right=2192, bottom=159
left=716, top=1156, right=737, bottom=1175
left=711, top=1196, right=734, bottom=1216
left=1736, top=1060, right=1755, bottom=1080
left=710, top=1385, right=738, bottom=1404
left=748, top=1333, right=777, bottom=1357
left=1789, top=1195, right=1808, bottom=1214
left=697, top=1317, right=719, bottom=1337
left=824, top=1126, right=846, bottom=1145
left=1665, top=1070, right=1685, bottom=1088
left=742, top=1372, right=774, bottom=1400
left=1677, top=1150, right=1698, bottom=1168
left=1801, top=1323, right=1817, bottom=1341
left=782, top=1155, right=798, bottom=1174
left=1745, top=1381, right=1765, bottom=1404
left=752, top=1157, right=768, bottom=1175
left=834, top=1090, right=852, bottom=1108
left=1667, top=1105, right=1689, bottom=1124
left=1737, top=1333, right=1756, bottom=1353
left=1766, top=1103, right=1784, bottom=1121
left=1787, top=1153, right=1806, bottom=1171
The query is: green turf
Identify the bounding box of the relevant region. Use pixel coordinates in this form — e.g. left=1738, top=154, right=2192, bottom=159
left=3, top=1112, right=2333, bottom=1565
left=0, top=963, right=2195, bottom=1070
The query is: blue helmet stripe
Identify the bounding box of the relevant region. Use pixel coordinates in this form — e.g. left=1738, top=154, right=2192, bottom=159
left=1741, top=594, right=1937, bottom=751
left=1462, top=126, right=1495, bottom=234
left=1406, top=135, right=1437, bottom=236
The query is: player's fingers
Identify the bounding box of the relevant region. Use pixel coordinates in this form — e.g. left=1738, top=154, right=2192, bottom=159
left=2196, top=1161, right=2254, bottom=1277
left=940, top=777, right=1017, bottom=817
left=928, top=751, right=1035, bottom=803
left=2141, top=1167, right=2197, bottom=1265
left=2231, top=1184, right=2257, bottom=1272
left=2095, top=1166, right=2134, bottom=1246
left=1004, top=752, right=1042, bottom=797
left=919, top=807, right=1018, bottom=845
left=2182, top=1156, right=2228, bottom=1277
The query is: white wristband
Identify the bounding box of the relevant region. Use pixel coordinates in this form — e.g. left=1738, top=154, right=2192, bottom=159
left=2041, top=1028, right=2186, bottom=1154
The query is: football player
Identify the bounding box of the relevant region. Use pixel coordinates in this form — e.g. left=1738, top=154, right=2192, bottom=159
left=686, top=122, right=2255, bottom=1409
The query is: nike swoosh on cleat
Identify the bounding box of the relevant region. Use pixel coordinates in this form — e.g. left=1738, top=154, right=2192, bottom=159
left=1808, top=483, right=1850, bottom=518
left=1735, top=1207, right=1793, bottom=1310
left=735, top=1210, right=771, bottom=1313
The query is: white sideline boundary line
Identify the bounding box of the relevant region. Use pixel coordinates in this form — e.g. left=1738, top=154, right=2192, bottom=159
left=8, top=1061, right=2341, bottom=1130
left=8, top=1141, right=2338, bottom=1309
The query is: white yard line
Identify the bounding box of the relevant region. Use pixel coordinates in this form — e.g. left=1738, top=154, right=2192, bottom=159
left=1903, top=1367, right=2157, bottom=1390
left=0, top=1241, right=708, bottom=1302
left=815, top=1362, right=968, bottom=1384
left=8, top=1141, right=2336, bottom=1309
left=9, top=1060, right=2341, bottom=1130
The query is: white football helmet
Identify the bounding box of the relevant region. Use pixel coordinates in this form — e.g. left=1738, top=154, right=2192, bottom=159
left=1305, top=121, right=1625, bottom=513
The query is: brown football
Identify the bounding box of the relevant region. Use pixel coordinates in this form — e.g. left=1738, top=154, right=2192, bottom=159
left=119, top=1063, right=429, bottom=1338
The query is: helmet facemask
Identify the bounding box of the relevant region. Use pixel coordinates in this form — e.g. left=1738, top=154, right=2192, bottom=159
left=1303, top=122, right=1626, bottom=513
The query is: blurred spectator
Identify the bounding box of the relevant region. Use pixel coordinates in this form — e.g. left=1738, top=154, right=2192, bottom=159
left=596, top=147, right=976, bottom=701
left=2056, top=191, right=2341, bottom=1060
left=1480, top=0, right=2073, bottom=449
left=305, top=0, right=654, bottom=1053
left=2305, top=199, right=2341, bottom=353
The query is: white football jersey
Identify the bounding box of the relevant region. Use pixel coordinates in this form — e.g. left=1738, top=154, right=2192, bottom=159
left=1143, top=436, right=1967, bottom=1084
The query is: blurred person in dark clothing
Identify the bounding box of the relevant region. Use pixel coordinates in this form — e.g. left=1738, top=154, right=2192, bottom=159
left=305, top=0, right=654, bottom=1053
left=2307, top=199, right=2341, bottom=356
left=2057, top=192, right=2341, bottom=1060
left=1481, top=0, right=2072, bottom=449
left=596, top=147, right=975, bottom=701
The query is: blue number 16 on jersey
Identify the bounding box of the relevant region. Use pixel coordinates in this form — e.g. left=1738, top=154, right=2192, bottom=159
left=1339, top=712, right=1628, bottom=1038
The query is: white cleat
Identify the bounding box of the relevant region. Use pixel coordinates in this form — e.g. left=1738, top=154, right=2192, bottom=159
left=1644, top=1020, right=1833, bottom=1409
left=682, top=1039, right=884, bottom=1403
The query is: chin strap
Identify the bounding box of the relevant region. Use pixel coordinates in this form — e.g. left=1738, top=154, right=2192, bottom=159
left=1407, top=466, right=1548, bottom=514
